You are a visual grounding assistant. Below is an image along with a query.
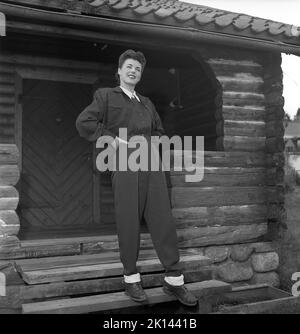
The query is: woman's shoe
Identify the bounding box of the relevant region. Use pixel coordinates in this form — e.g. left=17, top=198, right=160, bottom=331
left=124, top=281, right=148, bottom=302
left=163, top=281, right=198, bottom=307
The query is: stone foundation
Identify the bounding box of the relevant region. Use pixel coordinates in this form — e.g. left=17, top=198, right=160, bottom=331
left=198, top=242, right=280, bottom=287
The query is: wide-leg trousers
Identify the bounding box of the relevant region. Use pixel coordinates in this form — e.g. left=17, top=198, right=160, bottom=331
left=111, top=146, right=182, bottom=276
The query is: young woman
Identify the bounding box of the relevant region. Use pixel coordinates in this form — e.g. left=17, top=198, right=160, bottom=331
left=76, top=49, right=197, bottom=306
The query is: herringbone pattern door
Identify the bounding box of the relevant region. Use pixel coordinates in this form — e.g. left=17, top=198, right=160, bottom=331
left=19, top=79, right=95, bottom=236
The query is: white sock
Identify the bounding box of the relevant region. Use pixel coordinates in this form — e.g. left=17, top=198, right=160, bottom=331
left=164, top=274, right=184, bottom=286
left=124, top=273, right=141, bottom=284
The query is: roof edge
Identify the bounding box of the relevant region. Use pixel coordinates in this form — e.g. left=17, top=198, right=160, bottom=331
left=1, top=2, right=300, bottom=56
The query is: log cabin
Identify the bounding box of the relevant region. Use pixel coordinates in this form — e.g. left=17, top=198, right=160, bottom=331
left=0, top=0, right=299, bottom=313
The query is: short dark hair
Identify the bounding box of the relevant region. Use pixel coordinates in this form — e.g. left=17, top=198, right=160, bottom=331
left=118, top=49, right=147, bottom=71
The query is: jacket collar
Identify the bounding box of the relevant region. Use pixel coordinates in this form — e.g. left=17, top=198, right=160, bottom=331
left=112, top=86, right=148, bottom=105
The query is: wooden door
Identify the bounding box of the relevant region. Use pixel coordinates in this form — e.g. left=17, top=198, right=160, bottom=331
left=19, top=79, right=98, bottom=237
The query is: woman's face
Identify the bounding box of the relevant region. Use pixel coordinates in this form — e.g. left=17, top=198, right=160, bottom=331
left=118, top=58, right=142, bottom=88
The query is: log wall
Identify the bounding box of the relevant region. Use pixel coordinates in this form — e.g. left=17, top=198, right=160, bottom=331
left=262, top=53, right=286, bottom=237
left=0, top=56, right=21, bottom=253
left=0, top=47, right=285, bottom=260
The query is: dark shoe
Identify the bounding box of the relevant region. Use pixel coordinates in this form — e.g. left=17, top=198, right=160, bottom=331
left=124, top=281, right=147, bottom=302
left=163, top=281, right=198, bottom=307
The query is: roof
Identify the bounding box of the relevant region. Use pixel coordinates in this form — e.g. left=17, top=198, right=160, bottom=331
left=2, top=0, right=300, bottom=53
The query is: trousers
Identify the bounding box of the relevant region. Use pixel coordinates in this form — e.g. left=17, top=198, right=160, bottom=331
left=111, top=146, right=182, bottom=276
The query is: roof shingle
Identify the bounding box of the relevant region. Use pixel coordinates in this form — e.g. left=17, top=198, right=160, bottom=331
left=3, top=0, right=300, bottom=44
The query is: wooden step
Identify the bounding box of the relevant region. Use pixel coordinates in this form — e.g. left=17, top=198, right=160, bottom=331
left=22, top=280, right=231, bottom=314
left=16, top=252, right=212, bottom=285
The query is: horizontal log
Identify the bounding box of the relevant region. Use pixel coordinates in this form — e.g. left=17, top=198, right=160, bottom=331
left=265, top=137, right=285, bottom=153
left=0, top=52, right=105, bottom=72
left=171, top=150, right=267, bottom=167
left=0, top=74, right=14, bottom=85
left=218, top=76, right=264, bottom=93
left=264, top=92, right=284, bottom=105
left=171, top=167, right=267, bottom=187
left=208, top=59, right=263, bottom=76
left=222, top=105, right=265, bottom=121
left=0, top=64, right=14, bottom=74
left=267, top=186, right=285, bottom=204
left=265, top=106, right=285, bottom=122
left=268, top=204, right=286, bottom=221
left=0, top=126, right=15, bottom=137
left=176, top=223, right=268, bottom=247
left=172, top=204, right=267, bottom=227
left=0, top=117, right=14, bottom=126
left=265, top=121, right=284, bottom=138
left=0, top=210, right=19, bottom=226
left=16, top=66, right=98, bottom=84
left=171, top=186, right=267, bottom=208
left=266, top=167, right=284, bottom=185
left=0, top=85, right=14, bottom=95
left=0, top=136, right=14, bottom=144
left=0, top=222, right=19, bottom=236
left=0, top=106, right=15, bottom=116
left=0, top=165, right=20, bottom=186
left=0, top=96, right=14, bottom=105
left=266, top=152, right=285, bottom=168
left=217, top=136, right=266, bottom=151
left=0, top=145, right=19, bottom=164
left=0, top=186, right=19, bottom=210
left=223, top=91, right=265, bottom=103
left=223, top=120, right=265, bottom=137
left=0, top=236, right=20, bottom=252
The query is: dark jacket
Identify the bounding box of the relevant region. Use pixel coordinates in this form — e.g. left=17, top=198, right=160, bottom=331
left=76, top=86, right=165, bottom=142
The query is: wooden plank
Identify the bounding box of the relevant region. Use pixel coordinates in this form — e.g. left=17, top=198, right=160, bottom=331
left=0, top=243, right=80, bottom=260
left=22, top=280, right=232, bottom=314
left=171, top=186, right=267, bottom=208
left=15, top=248, right=200, bottom=272
left=12, top=269, right=213, bottom=303
left=213, top=295, right=300, bottom=314
left=18, top=254, right=211, bottom=284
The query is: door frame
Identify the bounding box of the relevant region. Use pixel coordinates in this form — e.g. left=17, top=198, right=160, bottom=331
left=13, top=54, right=108, bottom=236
